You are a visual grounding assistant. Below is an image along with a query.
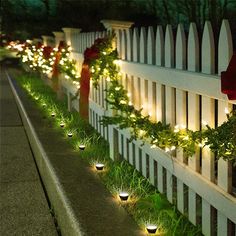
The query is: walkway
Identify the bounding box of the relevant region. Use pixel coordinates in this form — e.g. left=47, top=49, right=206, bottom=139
left=0, top=63, right=58, bottom=235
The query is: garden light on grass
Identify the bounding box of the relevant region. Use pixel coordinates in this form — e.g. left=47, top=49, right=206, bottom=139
left=79, top=144, right=86, bottom=150
left=60, top=122, right=65, bottom=128
left=146, top=224, right=158, bottom=234
left=95, top=163, right=104, bottom=171
left=119, top=192, right=129, bottom=201
left=67, top=132, right=73, bottom=138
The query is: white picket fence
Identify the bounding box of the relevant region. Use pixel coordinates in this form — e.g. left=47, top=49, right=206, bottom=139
left=46, top=20, right=236, bottom=236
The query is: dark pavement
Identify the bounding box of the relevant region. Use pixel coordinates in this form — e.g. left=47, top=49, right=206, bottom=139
left=0, top=62, right=58, bottom=236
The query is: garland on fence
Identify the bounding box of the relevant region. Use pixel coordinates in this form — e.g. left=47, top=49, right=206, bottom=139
left=86, top=34, right=236, bottom=165
left=18, top=41, right=80, bottom=81
left=16, top=37, right=236, bottom=165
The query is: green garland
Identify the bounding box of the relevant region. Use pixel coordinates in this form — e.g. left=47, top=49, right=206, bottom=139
left=18, top=43, right=80, bottom=82
left=88, top=34, right=236, bottom=165
left=17, top=37, right=236, bottom=165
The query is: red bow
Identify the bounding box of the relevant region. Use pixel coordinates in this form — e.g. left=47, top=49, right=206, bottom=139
left=221, top=54, right=236, bottom=100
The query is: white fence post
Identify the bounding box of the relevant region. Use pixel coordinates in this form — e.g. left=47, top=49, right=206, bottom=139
left=62, top=28, right=81, bottom=50
left=52, top=31, right=65, bottom=48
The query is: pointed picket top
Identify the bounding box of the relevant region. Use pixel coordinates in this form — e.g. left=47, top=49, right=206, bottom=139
left=147, top=26, right=155, bottom=65
left=133, top=27, right=140, bottom=62
left=82, top=33, right=86, bottom=51
left=202, top=21, right=215, bottom=74
left=102, top=31, right=107, bottom=37
left=95, top=31, right=100, bottom=39
left=121, top=30, right=127, bottom=60
left=218, top=19, right=233, bottom=74
left=140, top=27, right=147, bottom=63
left=126, top=29, right=133, bottom=61
left=164, top=24, right=174, bottom=68
left=90, top=32, right=95, bottom=46
left=156, top=25, right=164, bottom=66
left=175, top=24, right=186, bottom=69
left=187, top=23, right=200, bottom=72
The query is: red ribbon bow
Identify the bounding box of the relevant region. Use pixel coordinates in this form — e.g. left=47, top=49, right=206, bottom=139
left=221, top=54, right=236, bottom=100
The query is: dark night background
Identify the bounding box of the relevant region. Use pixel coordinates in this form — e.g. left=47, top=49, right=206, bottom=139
left=0, top=0, right=236, bottom=43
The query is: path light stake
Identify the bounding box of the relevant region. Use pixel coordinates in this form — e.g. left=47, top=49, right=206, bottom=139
left=95, top=163, right=104, bottom=171
left=67, top=132, right=73, bottom=138
left=146, top=224, right=157, bottom=234
left=79, top=144, right=85, bottom=150
left=119, top=192, right=129, bottom=201
left=51, top=112, right=56, bottom=117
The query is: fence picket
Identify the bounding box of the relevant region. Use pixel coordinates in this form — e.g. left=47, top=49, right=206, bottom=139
left=156, top=26, right=164, bottom=66
left=132, top=28, right=139, bottom=62
left=202, top=200, right=212, bottom=236
left=140, top=27, right=147, bottom=63
left=147, top=26, right=155, bottom=65
left=121, top=30, right=126, bottom=60
left=166, top=171, right=173, bottom=203
left=164, top=25, right=174, bottom=68
left=217, top=101, right=232, bottom=194
left=201, top=21, right=215, bottom=74
left=218, top=20, right=233, bottom=73
left=156, top=83, right=164, bottom=122
left=187, top=23, right=199, bottom=72
left=126, top=29, right=132, bottom=61
left=201, top=96, right=215, bottom=182
left=158, top=164, right=164, bottom=193
left=176, top=24, right=186, bottom=70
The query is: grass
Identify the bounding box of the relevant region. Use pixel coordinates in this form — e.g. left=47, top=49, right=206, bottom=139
left=14, top=71, right=202, bottom=236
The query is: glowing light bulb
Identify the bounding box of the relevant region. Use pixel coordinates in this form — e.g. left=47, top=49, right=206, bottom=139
left=165, top=147, right=170, bottom=152
left=115, top=87, right=120, bottom=91
left=224, top=107, right=230, bottom=114
left=120, top=100, right=126, bottom=104
left=202, top=120, right=208, bottom=126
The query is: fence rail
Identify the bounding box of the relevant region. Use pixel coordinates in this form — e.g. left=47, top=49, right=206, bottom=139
left=47, top=19, right=236, bottom=236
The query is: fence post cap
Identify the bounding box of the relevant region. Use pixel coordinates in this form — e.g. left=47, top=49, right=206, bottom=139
left=101, top=20, right=134, bottom=31
left=52, top=31, right=65, bottom=37
left=62, top=28, right=81, bottom=33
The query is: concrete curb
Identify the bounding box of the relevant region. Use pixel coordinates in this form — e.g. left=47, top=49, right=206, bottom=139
left=6, top=71, right=84, bottom=236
